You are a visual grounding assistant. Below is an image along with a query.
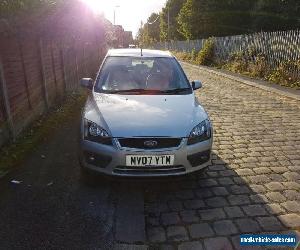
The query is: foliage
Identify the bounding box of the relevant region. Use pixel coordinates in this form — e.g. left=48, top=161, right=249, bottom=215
left=137, top=12, right=161, bottom=47
left=252, top=0, right=300, bottom=31
left=224, top=49, right=270, bottom=78
left=172, top=38, right=216, bottom=66
left=224, top=51, right=249, bottom=73
left=267, top=60, right=300, bottom=88
left=172, top=47, right=300, bottom=89
left=196, top=38, right=215, bottom=66
left=147, top=13, right=160, bottom=43
left=190, top=48, right=197, bottom=61
left=0, top=0, right=111, bottom=46
left=159, top=0, right=185, bottom=41
left=158, top=13, right=166, bottom=41
left=248, top=54, right=269, bottom=78
left=0, top=0, right=65, bottom=17
left=172, top=51, right=192, bottom=61
left=146, top=0, right=300, bottom=41
left=176, top=0, right=195, bottom=40
left=223, top=50, right=300, bottom=89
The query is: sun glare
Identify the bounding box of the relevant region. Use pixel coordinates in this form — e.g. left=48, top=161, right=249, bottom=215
left=82, top=0, right=104, bottom=13
left=80, top=0, right=134, bottom=28
left=81, top=0, right=112, bottom=15
left=80, top=0, right=165, bottom=36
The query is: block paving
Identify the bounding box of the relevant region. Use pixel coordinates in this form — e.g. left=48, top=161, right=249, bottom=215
left=144, top=64, right=300, bottom=249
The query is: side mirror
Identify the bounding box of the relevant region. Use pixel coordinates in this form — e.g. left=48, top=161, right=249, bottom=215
left=191, top=80, right=202, bottom=90
left=80, top=78, right=93, bottom=90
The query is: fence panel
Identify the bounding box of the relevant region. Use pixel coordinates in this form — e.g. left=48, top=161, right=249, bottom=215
left=1, top=36, right=32, bottom=133
left=0, top=29, right=106, bottom=147
left=22, top=38, right=45, bottom=112
left=153, top=29, right=300, bottom=79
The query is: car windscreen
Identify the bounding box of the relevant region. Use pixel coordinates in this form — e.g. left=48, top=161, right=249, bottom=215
left=94, top=56, right=192, bottom=95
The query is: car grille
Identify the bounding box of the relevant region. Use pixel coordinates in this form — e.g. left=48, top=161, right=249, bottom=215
left=117, top=138, right=182, bottom=149
left=113, top=165, right=185, bottom=175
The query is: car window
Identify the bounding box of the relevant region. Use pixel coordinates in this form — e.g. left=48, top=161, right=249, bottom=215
left=94, top=56, right=192, bottom=94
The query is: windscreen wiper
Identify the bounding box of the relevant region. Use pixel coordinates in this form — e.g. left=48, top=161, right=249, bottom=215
left=106, top=88, right=147, bottom=94
left=160, top=87, right=191, bottom=94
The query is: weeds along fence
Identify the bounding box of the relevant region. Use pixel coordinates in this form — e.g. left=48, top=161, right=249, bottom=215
left=0, top=23, right=107, bottom=147
left=154, top=29, right=300, bottom=78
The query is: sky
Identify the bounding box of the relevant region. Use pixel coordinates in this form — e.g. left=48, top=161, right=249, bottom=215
left=82, top=0, right=166, bottom=37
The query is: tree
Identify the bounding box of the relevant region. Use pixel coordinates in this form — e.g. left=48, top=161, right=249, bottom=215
left=0, top=0, right=68, bottom=17
left=137, top=13, right=161, bottom=47
left=159, top=0, right=185, bottom=41
left=177, top=0, right=217, bottom=39
left=251, top=0, right=300, bottom=31
left=147, top=13, right=160, bottom=43
left=177, top=0, right=195, bottom=40
left=159, top=12, right=167, bottom=41
left=177, top=0, right=256, bottom=39
left=177, top=0, right=300, bottom=40
left=0, top=0, right=111, bottom=46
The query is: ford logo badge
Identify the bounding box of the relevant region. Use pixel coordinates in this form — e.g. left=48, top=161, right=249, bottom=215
left=144, top=140, right=158, bottom=148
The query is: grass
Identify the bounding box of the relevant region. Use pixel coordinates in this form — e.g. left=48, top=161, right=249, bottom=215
left=0, top=92, right=87, bottom=177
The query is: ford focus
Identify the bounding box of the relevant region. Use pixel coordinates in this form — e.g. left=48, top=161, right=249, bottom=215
left=79, top=49, right=213, bottom=178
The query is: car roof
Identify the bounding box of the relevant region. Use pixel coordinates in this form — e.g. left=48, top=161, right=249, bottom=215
left=107, top=48, right=173, bottom=58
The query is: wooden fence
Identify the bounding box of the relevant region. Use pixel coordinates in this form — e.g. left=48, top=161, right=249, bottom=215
left=0, top=27, right=106, bottom=147
left=154, top=30, right=300, bottom=77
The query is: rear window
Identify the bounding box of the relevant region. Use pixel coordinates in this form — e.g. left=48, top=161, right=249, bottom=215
left=94, top=56, right=191, bottom=94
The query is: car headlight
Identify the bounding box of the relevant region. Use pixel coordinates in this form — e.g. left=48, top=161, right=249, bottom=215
left=187, top=119, right=211, bottom=145
left=84, top=119, right=112, bottom=145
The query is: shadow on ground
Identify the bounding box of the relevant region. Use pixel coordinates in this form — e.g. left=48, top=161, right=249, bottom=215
left=106, top=152, right=299, bottom=250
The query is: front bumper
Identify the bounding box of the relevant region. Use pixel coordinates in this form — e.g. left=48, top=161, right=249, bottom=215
left=79, top=137, right=212, bottom=177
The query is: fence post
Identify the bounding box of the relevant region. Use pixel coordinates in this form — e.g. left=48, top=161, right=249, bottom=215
left=39, top=38, right=49, bottom=110
left=74, top=48, right=80, bottom=90
left=50, top=41, right=58, bottom=98
left=18, top=38, right=32, bottom=110
left=60, top=43, right=67, bottom=95
left=0, top=57, right=15, bottom=141
left=82, top=43, right=87, bottom=76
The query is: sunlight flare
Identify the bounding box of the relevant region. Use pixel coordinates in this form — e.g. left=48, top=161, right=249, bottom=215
left=80, top=0, right=114, bottom=15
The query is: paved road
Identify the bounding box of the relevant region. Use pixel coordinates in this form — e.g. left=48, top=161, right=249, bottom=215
left=0, top=63, right=299, bottom=250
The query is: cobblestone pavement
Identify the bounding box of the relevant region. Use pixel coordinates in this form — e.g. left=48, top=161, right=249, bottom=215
left=143, top=64, right=300, bottom=249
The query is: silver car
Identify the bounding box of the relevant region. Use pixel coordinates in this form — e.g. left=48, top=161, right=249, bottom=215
left=79, top=49, right=213, bottom=178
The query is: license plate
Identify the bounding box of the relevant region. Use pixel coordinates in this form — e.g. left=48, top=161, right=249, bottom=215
left=126, top=155, right=174, bottom=167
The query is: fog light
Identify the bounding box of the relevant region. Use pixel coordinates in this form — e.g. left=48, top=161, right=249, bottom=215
left=84, top=151, right=112, bottom=168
